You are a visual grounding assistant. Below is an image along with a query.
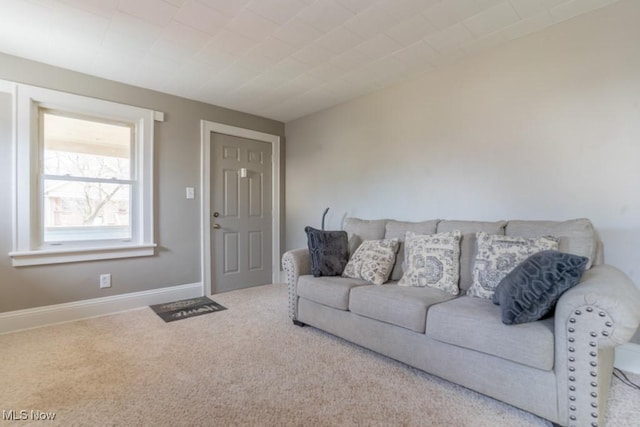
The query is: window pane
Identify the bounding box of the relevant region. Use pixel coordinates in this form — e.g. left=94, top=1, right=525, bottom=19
left=43, top=180, right=131, bottom=242
left=42, top=112, right=131, bottom=179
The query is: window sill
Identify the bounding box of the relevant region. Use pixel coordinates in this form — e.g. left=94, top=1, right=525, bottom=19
left=9, top=244, right=157, bottom=267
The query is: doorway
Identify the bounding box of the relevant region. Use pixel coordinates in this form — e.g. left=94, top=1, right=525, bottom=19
left=200, top=121, right=281, bottom=296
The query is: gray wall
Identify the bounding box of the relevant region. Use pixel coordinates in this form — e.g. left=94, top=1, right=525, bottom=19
left=285, top=0, right=640, bottom=344
left=0, top=53, right=284, bottom=313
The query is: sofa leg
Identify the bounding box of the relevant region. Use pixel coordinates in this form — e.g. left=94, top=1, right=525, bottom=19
left=292, top=319, right=306, bottom=327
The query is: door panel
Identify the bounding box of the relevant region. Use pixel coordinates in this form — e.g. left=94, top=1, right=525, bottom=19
left=211, top=132, right=272, bottom=293
left=248, top=173, right=263, bottom=217
left=248, top=231, right=263, bottom=270
left=223, top=232, right=239, bottom=274
left=223, top=169, right=239, bottom=217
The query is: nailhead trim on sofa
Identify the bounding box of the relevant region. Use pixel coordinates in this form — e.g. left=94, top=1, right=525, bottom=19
left=282, top=252, right=297, bottom=320
left=566, top=305, right=614, bottom=427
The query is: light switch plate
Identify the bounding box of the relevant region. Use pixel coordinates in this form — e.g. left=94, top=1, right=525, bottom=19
left=186, top=187, right=195, bottom=199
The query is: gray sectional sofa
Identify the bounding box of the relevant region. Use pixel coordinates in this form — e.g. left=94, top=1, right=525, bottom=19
left=282, top=218, right=640, bottom=427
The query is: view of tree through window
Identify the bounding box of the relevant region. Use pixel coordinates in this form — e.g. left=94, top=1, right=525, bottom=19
left=41, top=111, right=134, bottom=242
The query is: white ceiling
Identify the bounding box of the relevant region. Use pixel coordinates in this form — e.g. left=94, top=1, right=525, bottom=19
left=0, top=0, right=619, bottom=122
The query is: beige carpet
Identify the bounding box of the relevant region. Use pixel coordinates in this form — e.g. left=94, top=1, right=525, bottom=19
left=1, top=284, right=638, bottom=426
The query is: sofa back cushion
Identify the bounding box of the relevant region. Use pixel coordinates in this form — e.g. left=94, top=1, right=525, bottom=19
left=437, top=220, right=507, bottom=292
left=505, top=218, right=597, bottom=269
left=384, top=219, right=440, bottom=281
left=343, top=218, right=388, bottom=256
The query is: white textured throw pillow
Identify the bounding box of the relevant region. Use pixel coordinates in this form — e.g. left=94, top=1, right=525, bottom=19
left=342, top=238, right=399, bottom=285
left=399, top=231, right=462, bottom=295
left=467, top=232, right=559, bottom=299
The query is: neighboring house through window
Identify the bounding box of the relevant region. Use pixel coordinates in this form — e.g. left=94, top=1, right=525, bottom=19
left=8, top=82, right=156, bottom=266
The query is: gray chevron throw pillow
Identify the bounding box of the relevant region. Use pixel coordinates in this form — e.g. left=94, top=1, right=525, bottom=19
left=493, top=250, right=588, bottom=325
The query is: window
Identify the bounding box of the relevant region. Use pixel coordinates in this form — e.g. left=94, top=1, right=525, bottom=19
left=9, top=83, right=156, bottom=266
left=41, top=111, right=134, bottom=243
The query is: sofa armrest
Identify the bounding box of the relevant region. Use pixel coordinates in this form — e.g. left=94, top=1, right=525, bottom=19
left=282, top=248, right=311, bottom=320
left=554, top=264, right=640, bottom=426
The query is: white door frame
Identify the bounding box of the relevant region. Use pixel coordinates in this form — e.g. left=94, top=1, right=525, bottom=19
left=200, top=120, right=281, bottom=296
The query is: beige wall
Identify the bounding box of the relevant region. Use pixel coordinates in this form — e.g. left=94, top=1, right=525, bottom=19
left=0, top=53, right=284, bottom=313
left=285, top=0, right=640, bottom=289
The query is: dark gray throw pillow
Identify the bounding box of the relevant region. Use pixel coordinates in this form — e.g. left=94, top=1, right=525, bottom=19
left=492, top=250, right=588, bottom=325
left=305, top=226, right=349, bottom=277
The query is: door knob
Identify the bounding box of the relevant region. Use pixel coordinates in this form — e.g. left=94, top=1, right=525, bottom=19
left=212, top=223, right=221, bottom=229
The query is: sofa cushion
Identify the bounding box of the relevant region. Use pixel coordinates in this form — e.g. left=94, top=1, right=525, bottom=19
left=467, top=232, right=559, bottom=299
left=493, top=250, right=588, bottom=325
left=506, top=218, right=597, bottom=269
left=437, top=220, right=507, bottom=293
left=343, top=238, right=400, bottom=285
left=398, top=231, right=462, bottom=295
left=349, top=285, right=456, bottom=333
left=297, top=275, right=370, bottom=310
left=426, top=296, right=555, bottom=370
left=384, top=219, right=440, bottom=281
left=343, top=218, right=388, bottom=256
left=305, top=226, right=349, bottom=277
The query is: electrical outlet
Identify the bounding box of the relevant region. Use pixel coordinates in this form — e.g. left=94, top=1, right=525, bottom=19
left=186, top=187, right=195, bottom=199
left=99, top=274, right=111, bottom=289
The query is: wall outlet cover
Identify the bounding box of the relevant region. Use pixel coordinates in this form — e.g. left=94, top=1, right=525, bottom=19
left=99, top=274, right=111, bottom=288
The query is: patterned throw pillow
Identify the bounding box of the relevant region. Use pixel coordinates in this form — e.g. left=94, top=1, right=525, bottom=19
left=305, top=226, right=349, bottom=277
left=342, top=238, right=400, bottom=285
left=467, top=232, right=559, bottom=299
left=399, top=231, right=462, bottom=295
left=493, top=250, right=588, bottom=324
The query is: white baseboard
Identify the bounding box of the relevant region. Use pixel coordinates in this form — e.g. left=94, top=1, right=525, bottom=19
left=0, top=282, right=203, bottom=335
left=615, top=343, right=640, bottom=374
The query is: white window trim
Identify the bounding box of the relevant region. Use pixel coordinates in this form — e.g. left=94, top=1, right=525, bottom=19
left=7, top=81, right=156, bottom=266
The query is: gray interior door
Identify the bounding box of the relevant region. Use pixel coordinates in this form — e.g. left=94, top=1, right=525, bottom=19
left=210, top=132, right=272, bottom=294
